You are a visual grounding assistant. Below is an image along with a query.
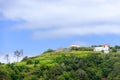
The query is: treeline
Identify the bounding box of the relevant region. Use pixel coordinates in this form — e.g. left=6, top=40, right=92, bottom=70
left=0, top=52, right=120, bottom=80
left=43, top=47, right=93, bottom=54
left=110, top=45, right=120, bottom=52
left=70, top=47, right=93, bottom=51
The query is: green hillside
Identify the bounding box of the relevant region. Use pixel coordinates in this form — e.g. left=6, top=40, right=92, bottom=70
left=0, top=51, right=120, bottom=80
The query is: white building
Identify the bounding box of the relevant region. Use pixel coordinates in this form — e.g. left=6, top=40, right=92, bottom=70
left=69, top=45, right=80, bottom=48
left=94, top=44, right=110, bottom=54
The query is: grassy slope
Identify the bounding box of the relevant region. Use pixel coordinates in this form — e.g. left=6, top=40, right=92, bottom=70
left=15, top=51, right=100, bottom=67
left=2, top=51, right=120, bottom=80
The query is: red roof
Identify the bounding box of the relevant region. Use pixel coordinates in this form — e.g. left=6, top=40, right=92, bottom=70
left=102, top=44, right=110, bottom=46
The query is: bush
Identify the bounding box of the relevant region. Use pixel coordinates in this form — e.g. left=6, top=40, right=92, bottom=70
left=34, top=60, right=40, bottom=64
left=112, top=47, right=117, bottom=52
left=31, top=75, right=38, bottom=80
left=26, top=59, right=33, bottom=64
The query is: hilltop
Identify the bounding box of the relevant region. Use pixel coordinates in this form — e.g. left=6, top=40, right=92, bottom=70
left=0, top=49, right=120, bottom=80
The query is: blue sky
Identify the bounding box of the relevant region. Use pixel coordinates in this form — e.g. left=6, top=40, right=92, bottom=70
left=1, top=0, right=120, bottom=62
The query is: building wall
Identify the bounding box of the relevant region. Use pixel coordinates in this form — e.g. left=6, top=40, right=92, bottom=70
left=94, top=46, right=109, bottom=53
left=94, top=47, right=104, bottom=51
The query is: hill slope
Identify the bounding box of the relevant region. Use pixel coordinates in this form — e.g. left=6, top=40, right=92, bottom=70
left=0, top=51, right=120, bottom=80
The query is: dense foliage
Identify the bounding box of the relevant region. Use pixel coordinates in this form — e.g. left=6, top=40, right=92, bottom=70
left=0, top=51, right=120, bottom=80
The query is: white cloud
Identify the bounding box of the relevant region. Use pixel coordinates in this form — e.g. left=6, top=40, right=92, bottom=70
left=32, top=25, right=120, bottom=39
left=1, top=0, right=120, bottom=39
left=71, top=41, right=90, bottom=47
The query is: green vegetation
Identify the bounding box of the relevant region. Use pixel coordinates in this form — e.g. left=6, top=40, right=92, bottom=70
left=111, top=45, right=120, bottom=52
left=1, top=50, right=120, bottom=80
left=70, top=46, right=93, bottom=51
left=43, top=49, right=54, bottom=53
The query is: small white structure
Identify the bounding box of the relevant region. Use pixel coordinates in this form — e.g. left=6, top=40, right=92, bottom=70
left=69, top=45, right=80, bottom=48
left=94, top=44, right=110, bottom=54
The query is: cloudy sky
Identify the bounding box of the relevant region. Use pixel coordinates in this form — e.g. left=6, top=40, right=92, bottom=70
left=1, top=0, right=120, bottom=62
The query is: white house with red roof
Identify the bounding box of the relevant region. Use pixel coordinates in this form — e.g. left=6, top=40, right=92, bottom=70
left=94, top=44, right=110, bottom=54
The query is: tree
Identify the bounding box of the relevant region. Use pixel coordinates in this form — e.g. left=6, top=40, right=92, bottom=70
left=43, top=49, right=54, bottom=53
left=76, top=69, right=88, bottom=80
left=70, top=46, right=79, bottom=51
left=14, top=49, right=23, bottom=62
left=0, top=66, right=11, bottom=80
left=4, top=54, right=10, bottom=63
left=112, top=47, right=117, bottom=52
left=108, top=62, right=120, bottom=80
left=57, top=75, right=65, bottom=80
left=115, top=45, right=120, bottom=49
left=26, top=59, right=33, bottom=65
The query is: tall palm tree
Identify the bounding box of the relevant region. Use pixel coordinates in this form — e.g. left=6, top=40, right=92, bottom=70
left=14, top=49, right=23, bottom=62
left=4, top=54, right=10, bottom=63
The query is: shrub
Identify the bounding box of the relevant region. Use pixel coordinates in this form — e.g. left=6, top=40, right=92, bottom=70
left=26, top=59, right=33, bottom=64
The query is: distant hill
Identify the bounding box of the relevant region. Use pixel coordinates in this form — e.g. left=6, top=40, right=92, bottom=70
left=0, top=50, right=120, bottom=80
